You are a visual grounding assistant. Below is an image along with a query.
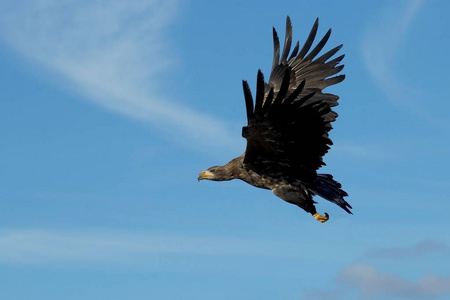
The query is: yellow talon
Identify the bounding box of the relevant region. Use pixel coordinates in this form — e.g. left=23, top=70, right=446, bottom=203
left=313, top=212, right=329, bottom=223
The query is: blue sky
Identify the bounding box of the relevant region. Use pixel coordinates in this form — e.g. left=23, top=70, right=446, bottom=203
left=1, top=0, right=449, bottom=299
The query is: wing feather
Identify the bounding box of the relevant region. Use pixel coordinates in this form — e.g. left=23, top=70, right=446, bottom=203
left=254, top=70, right=265, bottom=116
left=280, top=16, right=293, bottom=63
left=242, top=80, right=254, bottom=122
left=304, top=28, right=331, bottom=61
left=297, top=18, right=318, bottom=58
left=271, top=28, right=281, bottom=74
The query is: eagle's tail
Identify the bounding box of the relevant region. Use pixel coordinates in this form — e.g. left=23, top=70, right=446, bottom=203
left=311, top=174, right=352, bottom=214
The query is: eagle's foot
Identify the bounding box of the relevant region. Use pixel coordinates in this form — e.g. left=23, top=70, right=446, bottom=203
left=313, top=212, right=329, bottom=223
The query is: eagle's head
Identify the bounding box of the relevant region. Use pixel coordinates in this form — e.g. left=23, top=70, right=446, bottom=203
left=198, top=166, right=234, bottom=182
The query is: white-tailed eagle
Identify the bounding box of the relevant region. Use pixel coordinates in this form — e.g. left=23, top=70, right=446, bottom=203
left=198, top=17, right=351, bottom=223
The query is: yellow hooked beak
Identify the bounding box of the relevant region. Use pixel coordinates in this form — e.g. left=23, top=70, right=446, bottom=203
left=198, top=170, right=214, bottom=181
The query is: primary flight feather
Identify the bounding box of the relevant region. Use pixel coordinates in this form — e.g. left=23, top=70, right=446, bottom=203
left=198, top=17, right=351, bottom=223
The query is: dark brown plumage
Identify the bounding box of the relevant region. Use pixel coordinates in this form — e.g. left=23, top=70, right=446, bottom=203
left=198, top=17, right=351, bottom=223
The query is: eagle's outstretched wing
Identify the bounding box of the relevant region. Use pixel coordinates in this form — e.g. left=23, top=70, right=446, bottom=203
left=242, top=17, right=344, bottom=184
left=265, top=16, right=344, bottom=123
left=242, top=71, right=333, bottom=184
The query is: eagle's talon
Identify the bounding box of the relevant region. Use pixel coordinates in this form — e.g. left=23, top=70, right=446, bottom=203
left=313, top=212, right=329, bottom=223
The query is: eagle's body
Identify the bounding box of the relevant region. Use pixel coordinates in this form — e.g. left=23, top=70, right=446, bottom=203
left=207, top=154, right=278, bottom=190
left=198, top=17, right=351, bottom=223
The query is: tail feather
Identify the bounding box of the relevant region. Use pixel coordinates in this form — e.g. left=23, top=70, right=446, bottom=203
left=310, top=174, right=352, bottom=214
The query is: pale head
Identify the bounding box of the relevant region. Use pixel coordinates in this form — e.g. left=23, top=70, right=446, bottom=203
left=198, top=165, right=234, bottom=181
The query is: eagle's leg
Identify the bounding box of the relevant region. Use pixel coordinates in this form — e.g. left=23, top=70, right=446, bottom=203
left=312, top=212, right=329, bottom=223
left=273, top=184, right=329, bottom=223
left=310, top=205, right=329, bottom=223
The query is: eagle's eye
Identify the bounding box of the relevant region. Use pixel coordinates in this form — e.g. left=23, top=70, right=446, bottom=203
left=209, top=168, right=216, bottom=173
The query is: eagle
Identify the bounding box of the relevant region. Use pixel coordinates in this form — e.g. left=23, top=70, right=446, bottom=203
left=198, top=17, right=351, bottom=223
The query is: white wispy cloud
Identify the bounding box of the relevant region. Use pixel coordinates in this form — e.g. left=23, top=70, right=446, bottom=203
left=338, top=263, right=450, bottom=299
left=333, top=142, right=396, bottom=161
left=0, top=229, right=317, bottom=266
left=362, top=0, right=446, bottom=126
left=362, top=0, right=421, bottom=105
left=0, top=0, right=240, bottom=151
left=366, top=240, right=450, bottom=260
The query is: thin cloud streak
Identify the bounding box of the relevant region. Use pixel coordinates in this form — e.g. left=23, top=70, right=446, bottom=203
left=0, top=229, right=319, bottom=266
left=338, top=263, right=450, bottom=299
left=333, top=142, right=396, bottom=161
left=362, top=0, right=445, bottom=126
left=362, top=0, right=421, bottom=105
left=0, top=0, right=240, bottom=151
left=366, top=240, right=450, bottom=259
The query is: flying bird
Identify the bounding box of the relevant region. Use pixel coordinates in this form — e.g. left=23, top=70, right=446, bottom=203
left=198, top=17, right=351, bottom=223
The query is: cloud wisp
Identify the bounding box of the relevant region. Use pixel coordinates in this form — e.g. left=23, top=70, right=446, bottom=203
left=332, top=142, right=396, bottom=161
left=338, top=263, right=450, bottom=299
left=0, top=229, right=316, bottom=266
left=366, top=240, right=450, bottom=260
left=361, top=0, right=446, bottom=126
left=0, top=0, right=240, bottom=151
left=362, top=0, right=421, bottom=108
